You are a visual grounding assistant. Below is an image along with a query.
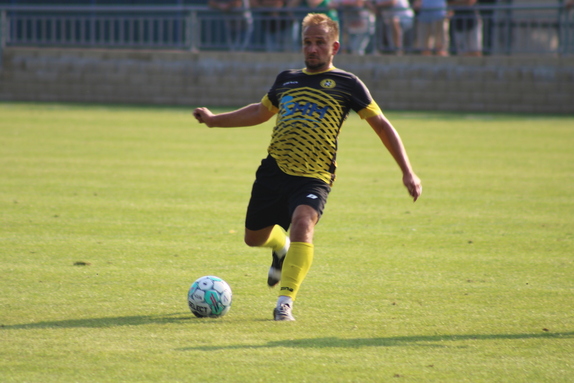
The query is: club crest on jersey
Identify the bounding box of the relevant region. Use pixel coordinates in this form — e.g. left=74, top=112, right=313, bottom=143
left=320, top=79, right=336, bottom=89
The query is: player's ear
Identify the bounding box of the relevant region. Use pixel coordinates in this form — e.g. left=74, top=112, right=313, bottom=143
left=332, top=41, right=340, bottom=55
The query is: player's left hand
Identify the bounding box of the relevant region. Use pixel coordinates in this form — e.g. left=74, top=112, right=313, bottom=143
left=403, top=172, right=422, bottom=202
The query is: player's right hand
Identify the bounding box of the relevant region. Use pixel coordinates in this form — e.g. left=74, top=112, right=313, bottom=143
left=193, top=107, right=213, bottom=126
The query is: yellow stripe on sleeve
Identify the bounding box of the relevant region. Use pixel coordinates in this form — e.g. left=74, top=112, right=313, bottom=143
left=261, top=94, right=279, bottom=114
left=357, top=101, right=383, bottom=120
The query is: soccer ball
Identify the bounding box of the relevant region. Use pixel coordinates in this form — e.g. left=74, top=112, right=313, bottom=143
left=187, top=276, right=232, bottom=318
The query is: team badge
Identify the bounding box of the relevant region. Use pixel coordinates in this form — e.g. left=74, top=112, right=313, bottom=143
left=320, top=79, right=336, bottom=89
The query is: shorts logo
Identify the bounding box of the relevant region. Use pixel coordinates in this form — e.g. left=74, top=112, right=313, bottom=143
left=320, top=79, right=336, bottom=89
left=306, top=194, right=318, bottom=199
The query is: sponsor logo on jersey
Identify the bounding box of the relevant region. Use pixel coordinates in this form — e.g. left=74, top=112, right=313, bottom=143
left=280, top=95, right=330, bottom=122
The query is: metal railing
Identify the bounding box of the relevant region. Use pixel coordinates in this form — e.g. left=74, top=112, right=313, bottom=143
left=0, top=4, right=572, bottom=56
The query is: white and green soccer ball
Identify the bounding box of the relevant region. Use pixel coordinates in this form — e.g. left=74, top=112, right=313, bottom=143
left=187, top=276, right=232, bottom=318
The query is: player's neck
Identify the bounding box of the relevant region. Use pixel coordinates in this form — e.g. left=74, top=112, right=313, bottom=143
left=304, top=65, right=335, bottom=75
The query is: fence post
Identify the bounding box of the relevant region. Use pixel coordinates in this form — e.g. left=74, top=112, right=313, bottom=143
left=559, top=6, right=573, bottom=56
left=188, top=10, right=199, bottom=53
left=0, top=10, right=6, bottom=68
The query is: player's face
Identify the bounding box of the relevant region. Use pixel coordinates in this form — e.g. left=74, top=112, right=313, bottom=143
left=302, top=25, right=340, bottom=73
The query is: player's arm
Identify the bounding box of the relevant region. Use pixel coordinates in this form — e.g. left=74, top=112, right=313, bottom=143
left=193, top=103, right=275, bottom=128
left=366, top=113, right=422, bottom=201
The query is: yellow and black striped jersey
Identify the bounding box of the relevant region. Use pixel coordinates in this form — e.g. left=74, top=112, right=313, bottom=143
left=261, top=67, right=382, bottom=185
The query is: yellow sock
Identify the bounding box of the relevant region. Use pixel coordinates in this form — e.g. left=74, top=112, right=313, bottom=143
left=261, top=225, right=288, bottom=254
left=279, top=242, right=314, bottom=301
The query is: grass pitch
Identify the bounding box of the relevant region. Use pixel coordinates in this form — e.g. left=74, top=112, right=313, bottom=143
left=1, top=102, right=573, bottom=382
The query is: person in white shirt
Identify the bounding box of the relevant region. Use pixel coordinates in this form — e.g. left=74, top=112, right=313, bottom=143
left=376, top=0, right=415, bottom=55
left=331, top=0, right=376, bottom=55
left=413, top=0, right=450, bottom=56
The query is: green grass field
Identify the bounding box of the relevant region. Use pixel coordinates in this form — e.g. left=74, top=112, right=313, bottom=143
left=1, top=102, right=573, bottom=382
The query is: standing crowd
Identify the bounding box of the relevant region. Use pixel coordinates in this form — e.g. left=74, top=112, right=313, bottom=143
left=208, top=0, right=487, bottom=56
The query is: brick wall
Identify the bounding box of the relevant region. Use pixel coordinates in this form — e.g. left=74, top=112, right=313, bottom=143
left=1, top=47, right=573, bottom=114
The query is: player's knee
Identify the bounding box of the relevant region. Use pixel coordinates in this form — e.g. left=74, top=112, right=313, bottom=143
left=244, top=236, right=260, bottom=247
left=244, top=232, right=266, bottom=247
left=291, top=206, right=318, bottom=228
left=290, top=215, right=317, bottom=243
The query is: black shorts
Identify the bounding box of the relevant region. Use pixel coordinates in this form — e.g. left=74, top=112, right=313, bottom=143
left=245, top=155, right=331, bottom=231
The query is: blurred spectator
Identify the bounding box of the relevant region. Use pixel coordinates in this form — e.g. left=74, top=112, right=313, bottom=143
left=413, top=0, right=450, bottom=56
left=560, top=0, right=574, bottom=54
left=448, top=0, right=482, bottom=56
left=331, top=0, right=376, bottom=55
left=375, top=0, right=415, bottom=55
left=288, top=0, right=340, bottom=50
left=288, top=0, right=339, bottom=21
left=256, top=0, right=293, bottom=51
left=478, top=0, right=496, bottom=55
left=209, top=0, right=254, bottom=51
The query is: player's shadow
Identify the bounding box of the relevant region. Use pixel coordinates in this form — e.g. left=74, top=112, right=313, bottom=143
left=0, top=313, right=212, bottom=330
left=177, top=331, right=574, bottom=351
left=4, top=316, right=572, bottom=352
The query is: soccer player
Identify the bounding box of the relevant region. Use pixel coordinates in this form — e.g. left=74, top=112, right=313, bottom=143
left=193, top=13, right=422, bottom=321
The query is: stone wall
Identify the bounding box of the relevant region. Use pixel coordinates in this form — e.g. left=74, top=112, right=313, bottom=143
left=1, top=47, right=573, bottom=114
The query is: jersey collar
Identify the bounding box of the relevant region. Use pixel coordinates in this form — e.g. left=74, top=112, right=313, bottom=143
left=303, top=66, right=337, bottom=75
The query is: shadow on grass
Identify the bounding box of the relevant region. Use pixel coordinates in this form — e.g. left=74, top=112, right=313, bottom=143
left=3, top=315, right=572, bottom=352
left=0, top=313, right=214, bottom=329
left=177, top=331, right=574, bottom=351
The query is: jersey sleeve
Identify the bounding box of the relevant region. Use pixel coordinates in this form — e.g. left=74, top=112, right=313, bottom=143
left=261, top=70, right=290, bottom=114
left=351, top=77, right=384, bottom=119
left=261, top=94, right=279, bottom=114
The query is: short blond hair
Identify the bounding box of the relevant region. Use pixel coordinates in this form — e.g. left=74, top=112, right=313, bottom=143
left=301, top=13, right=339, bottom=42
